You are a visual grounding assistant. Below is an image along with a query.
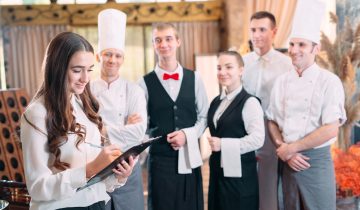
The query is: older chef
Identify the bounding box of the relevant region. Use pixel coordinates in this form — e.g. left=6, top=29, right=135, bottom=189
left=90, top=9, right=147, bottom=210
left=266, top=0, right=346, bottom=209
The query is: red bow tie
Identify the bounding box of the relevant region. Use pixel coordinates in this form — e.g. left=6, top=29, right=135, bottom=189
left=163, top=73, right=179, bottom=80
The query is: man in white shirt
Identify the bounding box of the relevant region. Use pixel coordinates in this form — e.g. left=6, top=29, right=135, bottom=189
left=138, top=22, right=208, bottom=210
left=91, top=9, right=147, bottom=210
left=242, top=11, right=293, bottom=210
left=266, top=0, right=346, bottom=209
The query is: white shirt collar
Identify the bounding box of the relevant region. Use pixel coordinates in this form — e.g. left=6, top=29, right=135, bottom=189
left=155, top=62, right=183, bottom=74
left=291, top=63, right=319, bottom=82
left=70, top=93, right=83, bottom=115
left=220, top=85, right=243, bottom=100
left=154, top=62, right=184, bottom=82
left=253, top=48, right=275, bottom=63
left=98, top=76, right=123, bottom=88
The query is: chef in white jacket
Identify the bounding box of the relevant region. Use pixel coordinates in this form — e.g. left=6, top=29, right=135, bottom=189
left=266, top=0, right=346, bottom=209
left=90, top=9, right=147, bottom=210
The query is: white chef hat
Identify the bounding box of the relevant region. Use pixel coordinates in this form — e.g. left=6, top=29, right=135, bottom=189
left=97, top=9, right=127, bottom=54
left=289, top=0, right=326, bottom=44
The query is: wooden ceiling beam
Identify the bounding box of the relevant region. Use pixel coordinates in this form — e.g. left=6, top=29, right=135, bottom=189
left=0, top=1, right=222, bottom=26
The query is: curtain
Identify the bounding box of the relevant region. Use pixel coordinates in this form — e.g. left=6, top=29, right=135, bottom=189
left=173, top=21, right=220, bottom=70
left=2, top=24, right=153, bottom=97
left=243, top=0, right=336, bottom=48
left=3, top=25, right=68, bottom=97
left=2, top=21, right=219, bottom=97
left=244, top=0, right=297, bottom=48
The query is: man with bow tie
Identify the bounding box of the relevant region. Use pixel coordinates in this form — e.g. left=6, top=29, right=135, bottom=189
left=138, top=22, right=208, bottom=210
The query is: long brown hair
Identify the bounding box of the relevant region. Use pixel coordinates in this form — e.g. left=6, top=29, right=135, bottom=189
left=33, top=32, right=103, bottom=170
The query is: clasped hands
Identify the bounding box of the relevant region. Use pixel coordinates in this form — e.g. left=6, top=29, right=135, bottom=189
left=275, top=140, right=310, bottom=172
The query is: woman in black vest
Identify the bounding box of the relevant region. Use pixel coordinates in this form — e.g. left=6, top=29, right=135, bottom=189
left=207, top=51, right=265, bottom=210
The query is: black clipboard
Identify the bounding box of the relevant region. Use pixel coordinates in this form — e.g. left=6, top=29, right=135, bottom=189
left=77, top=136, right=162, bottom=192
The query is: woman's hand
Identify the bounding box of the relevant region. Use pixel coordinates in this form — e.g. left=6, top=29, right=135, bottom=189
left=86, top=144, right=121, bottom=178
left=207, top=136, right=221, bottom=152
left=113, top=156, right=137, bottom=183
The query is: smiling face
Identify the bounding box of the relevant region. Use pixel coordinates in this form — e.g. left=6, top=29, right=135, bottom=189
left=249, top=17, right=276, bottom=54
left=152, top=27, right=181, bottom=60
left=217, top=54, right=243, bottom=92
left=97, top=48, right=124, bottom=80
left=67, top=51, right=95, bottom=94
left=288, top=37, right=319, bottom=72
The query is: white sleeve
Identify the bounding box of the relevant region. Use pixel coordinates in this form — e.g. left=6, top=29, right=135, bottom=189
left=321, top=75, right=347, bottom=125
left=221, top=97, right=265, bottom=177
left=182, top=71, right=209, bottom=139
left=21, top=107, right=86, bottom=201
left=137, top=77, right=149, bottom=101
left=179, top=72, right=209, bottom=172
left=103, top=174, right=126, bottom=192
left=265, top=76, right=283, bottom=122
left=106, top=84, right=147, bottom=150
left=239, top=97, right=265, bottom=153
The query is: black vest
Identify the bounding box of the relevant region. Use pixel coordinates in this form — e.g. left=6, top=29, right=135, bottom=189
left=207, top=88, right=257, bottom=175
left=144, top=68, right=197, bottom=156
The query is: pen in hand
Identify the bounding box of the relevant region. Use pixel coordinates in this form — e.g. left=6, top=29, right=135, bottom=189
left=85, top=134, right=110, bottom=148
left=85, top=142, right=103, bottom=149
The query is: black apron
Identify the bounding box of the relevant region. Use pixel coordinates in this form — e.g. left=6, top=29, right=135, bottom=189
left=144, top=69, right=203, bottom=210
left=207, top=89, right=259, bottom=210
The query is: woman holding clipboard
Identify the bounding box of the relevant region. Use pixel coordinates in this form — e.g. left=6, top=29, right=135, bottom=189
left=20, top=32, right=136, bottom=210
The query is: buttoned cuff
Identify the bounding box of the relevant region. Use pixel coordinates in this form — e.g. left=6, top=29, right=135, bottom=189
left=322, top=105, right=347, bottom=126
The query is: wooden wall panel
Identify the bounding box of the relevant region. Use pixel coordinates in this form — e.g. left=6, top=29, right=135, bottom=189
left=0, top=89, right=29, bottom=182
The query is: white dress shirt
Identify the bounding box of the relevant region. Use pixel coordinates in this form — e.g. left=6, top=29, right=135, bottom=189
left=242, top=48, right=292, bottom=210
left=138, top=63, right=209, bottom=174
left=242, top=48, right=293, bottom=110
left=213, top=86, right=265, bottom=177
left=91, top=77, right=147, bottom=151
left=21, top=95, right=125, bottom=210
left=266, top=63, right=347, bottom=148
